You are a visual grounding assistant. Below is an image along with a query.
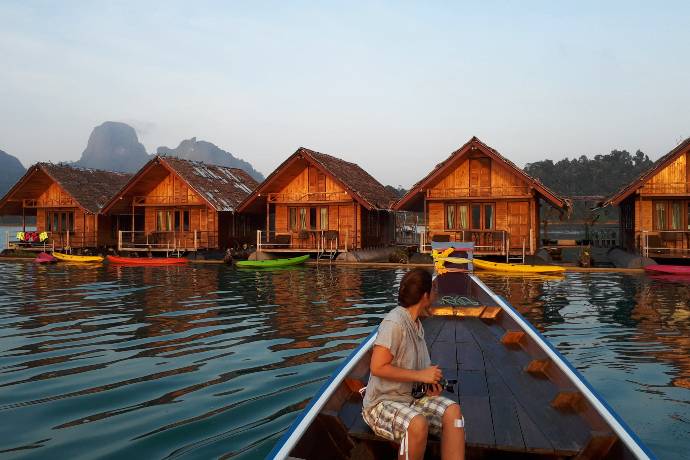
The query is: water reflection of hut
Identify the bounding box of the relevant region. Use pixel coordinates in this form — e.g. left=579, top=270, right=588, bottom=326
left=631, top=279, right=690, bottom=390
left=102, top=156, right=259, bottom=252
left=0, top=163, right=130, bottom=250
left=605, top=138, right=690, bottom=259
left=395, top=137, right=568, bottom=257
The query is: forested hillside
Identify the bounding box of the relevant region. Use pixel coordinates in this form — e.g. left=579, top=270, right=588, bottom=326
left=524, top=149, right=653, bottom=197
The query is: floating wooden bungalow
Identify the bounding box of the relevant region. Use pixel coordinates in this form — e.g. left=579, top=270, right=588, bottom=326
left=0, top=163, right=131, bottom=250
left=605, top=138, right=690, bottom=258
left=394, top=137, right=568, bottom=257
left=101, top=156, right=259, bottom=252
left=237, top=148, right=397, bottom=254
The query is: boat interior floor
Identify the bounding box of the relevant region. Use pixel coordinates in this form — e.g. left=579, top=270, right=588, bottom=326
left=336, top=316, right=595, bottom=459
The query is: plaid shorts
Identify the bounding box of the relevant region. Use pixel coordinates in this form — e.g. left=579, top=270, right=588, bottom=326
left=362, top=396, right=457, bottom=442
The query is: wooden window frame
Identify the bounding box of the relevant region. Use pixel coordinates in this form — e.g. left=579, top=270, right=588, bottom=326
left=444, top=203, right=469, bottom=230
left=653, top=200, right=687, bottom=231
left=470, top=202, right=495, bottom=230
left=47, top=210, right=75, bottom=233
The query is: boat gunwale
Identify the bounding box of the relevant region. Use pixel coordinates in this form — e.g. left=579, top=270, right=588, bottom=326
left=267, top=329, right=378, bottom=460
left=237, top=255, right=310, bottom=268
left=469, top=273, right=655, bottom=460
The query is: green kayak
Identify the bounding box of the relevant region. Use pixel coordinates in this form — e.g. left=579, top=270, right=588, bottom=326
left=235, top=254, right=310, bottom=268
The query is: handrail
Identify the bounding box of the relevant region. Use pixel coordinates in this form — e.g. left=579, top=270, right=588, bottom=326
left=117, top=230, right=216, bottom=251
left=426, top=186, right=530, bottom=198
left=266, top=191, right=350, bottom=202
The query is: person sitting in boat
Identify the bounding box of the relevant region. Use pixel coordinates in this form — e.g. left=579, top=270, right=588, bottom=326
left=363, top=268, right=465, bottom=460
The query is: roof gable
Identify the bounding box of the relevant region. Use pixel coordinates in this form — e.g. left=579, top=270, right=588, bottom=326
left=238, top=148, right=396, bottom=212
left=605, top=137, right=690, bottom=206
left=0, top=163, right=131, bottom=214
left=102, top=156, right=259, bottom=213
left=394, top=137, right=567, bottom=210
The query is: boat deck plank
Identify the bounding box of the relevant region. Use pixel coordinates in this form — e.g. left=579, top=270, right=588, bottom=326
left=461, top=317, right=589, bottom=455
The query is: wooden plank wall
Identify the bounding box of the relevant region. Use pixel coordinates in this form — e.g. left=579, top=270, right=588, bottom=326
left=278, top=166, right=346, bottom=198
left=430, top=156, right=529, bottom=195
left=641, top=153, right=687, bottom=193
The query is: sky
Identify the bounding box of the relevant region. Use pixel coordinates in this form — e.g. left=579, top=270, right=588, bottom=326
left=1, top=1, right=689, bottom=187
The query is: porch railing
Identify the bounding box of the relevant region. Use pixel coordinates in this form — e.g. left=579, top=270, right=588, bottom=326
left=6, top=231, right=96, bottom=250
left=266, top=191, right=351, bottom=203
left=426, top=186, right=530, bottom=199
left=132, top=196, right=205, bottom=206
left=419, top=229, right=512, bottom=255
left=256, top=229, right=349, bottom=252
left=117, top=230, right=217, bottom=251
left=641, top=230, right=690, bottom=257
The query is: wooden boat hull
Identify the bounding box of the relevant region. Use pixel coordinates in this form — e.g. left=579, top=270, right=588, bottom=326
left=235, top=254, right=309, bottom=268
left=53, top=252, right=104, bottom=263
left=473, top=258, right=566, bottom=274
left=644, top=264, right=690, bottom=276
left=269, top=244, right=652, bottom=460
left=106, top=255, right=188, bottom=265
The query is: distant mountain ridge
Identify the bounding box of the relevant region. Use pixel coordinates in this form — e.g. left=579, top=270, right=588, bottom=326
left=74, top=121, right=149, bottom=173
left=72, top=121, right=264, bottom=181
left=157, top=137, right=264, bottom=182
left=0, top=149, right=26, bottom=196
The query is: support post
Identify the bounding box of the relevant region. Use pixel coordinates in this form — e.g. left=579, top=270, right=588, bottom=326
left=257, top=230, right=262, bottom=253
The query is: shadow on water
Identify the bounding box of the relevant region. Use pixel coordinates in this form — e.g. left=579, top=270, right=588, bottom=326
left=0, top=264, right=688, bottom=459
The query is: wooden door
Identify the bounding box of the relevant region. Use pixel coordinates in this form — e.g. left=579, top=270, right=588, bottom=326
left=508, top=201, right=529, bottom=249
left=469, top=158, right=491, bottom=196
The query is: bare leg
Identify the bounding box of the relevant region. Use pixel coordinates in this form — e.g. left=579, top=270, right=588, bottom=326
left=400, top=414, right=428, bottom=460
left=441, top=403, right=465, bottom=460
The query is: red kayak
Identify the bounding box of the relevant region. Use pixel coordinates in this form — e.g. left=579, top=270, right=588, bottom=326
left=106, top=255, right=188, bottom=265
left=34, top=252, right=57, bottom=264
left=644, top=264, right=690, bottom=276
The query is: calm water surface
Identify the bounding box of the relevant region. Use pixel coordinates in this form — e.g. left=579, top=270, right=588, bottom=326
left=0, top=263, right=688, bottom=459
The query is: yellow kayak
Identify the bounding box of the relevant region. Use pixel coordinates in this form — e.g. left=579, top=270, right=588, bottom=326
left=473, top=258, right=565, bottom=273
left=52, top=252, right=104, bottom=263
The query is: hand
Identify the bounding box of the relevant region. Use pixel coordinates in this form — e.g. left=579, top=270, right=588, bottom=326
left=418, top=365, right=442, bottom=384
left=426, top=383, right=442, bottom=397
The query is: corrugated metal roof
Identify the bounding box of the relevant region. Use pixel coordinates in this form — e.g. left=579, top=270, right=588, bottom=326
left=161, top=157, right=259, bottom=211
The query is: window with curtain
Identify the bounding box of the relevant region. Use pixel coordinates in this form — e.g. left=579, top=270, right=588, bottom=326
left=654, top=202, right=667, bottom=230
left=458, top=205, right=468, bottom=229
left=446, top=204, right=455, bottom=229
left=320, top=207, right=328, bottom=230
left=671, top=202, right=682, bottom=230
left=299, top=208, right=307, bottom=230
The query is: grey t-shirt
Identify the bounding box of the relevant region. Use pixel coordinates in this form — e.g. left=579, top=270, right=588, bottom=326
left=362, top=306, right=432, bottom=410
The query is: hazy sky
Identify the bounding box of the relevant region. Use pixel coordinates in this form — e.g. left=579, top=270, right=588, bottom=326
left=1, top=1, right=689, bottom=187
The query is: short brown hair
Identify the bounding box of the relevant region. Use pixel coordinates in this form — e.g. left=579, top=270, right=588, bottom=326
left=398, top=268, right=432, bottom=307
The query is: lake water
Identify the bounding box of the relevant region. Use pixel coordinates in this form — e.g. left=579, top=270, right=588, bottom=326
left=0, top=263, right=688, bottom=459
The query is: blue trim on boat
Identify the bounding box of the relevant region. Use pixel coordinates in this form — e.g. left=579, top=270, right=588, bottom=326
left=266, top=328, right=378, bottom=460
left=491, top=293, right=656, bottom=459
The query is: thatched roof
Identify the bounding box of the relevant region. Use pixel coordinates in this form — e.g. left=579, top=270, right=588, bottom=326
left=0, top=163, right=131, bottom=214
left=605, top=137, right=690, bottom=206
left=394, top=136, right=568, bottom=211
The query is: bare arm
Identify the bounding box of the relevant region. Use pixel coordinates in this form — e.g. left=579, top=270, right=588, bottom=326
left=370, top=345, right=441, bottom=383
